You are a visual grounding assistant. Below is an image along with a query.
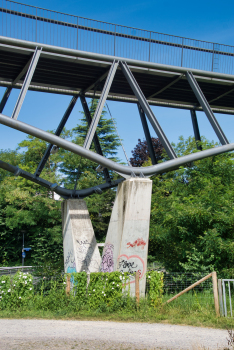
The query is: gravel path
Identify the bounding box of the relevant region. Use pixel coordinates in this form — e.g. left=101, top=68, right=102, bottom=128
left=0, top=319, right=229, bottom=350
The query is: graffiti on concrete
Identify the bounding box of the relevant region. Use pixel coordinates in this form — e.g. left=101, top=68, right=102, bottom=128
left=64, top=250, right=76, bottom=273
left=117, top=254, right=145, bottom=283
left=127, top=238, right=146, bottom=250
left=101, top=243, right=114, bottom=272
left=75, top=239, right=100, bottom=272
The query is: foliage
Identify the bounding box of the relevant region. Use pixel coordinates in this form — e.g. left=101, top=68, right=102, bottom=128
left=148, top=136, right=234, bottom=274
left=0, top=271, right=34, bottom=309
left=130, top=138, right=163, bottom=167
left=146, top=271, right=164, bottom=307
left=87, top=271, right=130, bottom=310
left=69, top=271, right=131, bottom=311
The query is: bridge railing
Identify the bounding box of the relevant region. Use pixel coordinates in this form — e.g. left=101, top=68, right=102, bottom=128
left=1, top=0, right=234, bottom=75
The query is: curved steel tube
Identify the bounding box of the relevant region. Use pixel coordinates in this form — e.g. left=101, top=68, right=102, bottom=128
left=1, top=113, right=234, bottom=177
left=0, top=159, right=124, bottom=199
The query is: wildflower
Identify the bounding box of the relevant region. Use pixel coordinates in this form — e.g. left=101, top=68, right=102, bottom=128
left=19, top=297, right=21, bottom=299
left=13, top=284, right=15, bottom=287
left=112, top=287, right=114, bottom=289
left=0, top=296, right=2, bottom=299
left=104, top=294, right=106, bottom=296
left=23, top=276, right=27, bottom=279
left=29, top=288, right=32, bottom=291
left=29, top=279, right=32, bottom=282
left=1, top=281, right=5, bottom=284
left=102, top=291, right=104, bottom=294
left=93, top=289, right=95, bottom=292
left=25, top=281, right=27, bottom=285
left=63, top=282, right=66, bottom=285
left=112, top=282, right=115, bottom=284
left=106, top=278, right=108, bottom=281
left=117, top=284, right=119, bottom=287
left=8, top=289, right=11, bottom=293
left=119, top=276, right=122, bottom=280
left=148, top=276, right=151, bottom=278
left=89, top=294, right=91, bottom=295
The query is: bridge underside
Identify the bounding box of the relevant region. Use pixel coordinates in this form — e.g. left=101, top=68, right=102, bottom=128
left=1, top=38, right=234, bottom=114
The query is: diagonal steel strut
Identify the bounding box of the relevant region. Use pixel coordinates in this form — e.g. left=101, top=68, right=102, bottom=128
left=186, top=71, right=229, bottom=145
left=120, top=61, right=177, bottom=160
left=34, top=95, right=79, bottom=177
left=0, top=56, right=32, bottom=113
left=83, top=60, right=119, bottom=150
left=137, top=103, right=157, bottom=165
left=11, top=47, right=42, bottom=120
left=80, top=94, right=111, bottom=183
left=190, top=110, right=202, bottom=151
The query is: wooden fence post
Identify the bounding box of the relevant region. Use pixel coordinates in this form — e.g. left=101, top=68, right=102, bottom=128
left=218, top=279, right=224, bottom=316
left=165, top=272, right=212, bottom=304
left=212, top=271, right=220, bottom=317
left=66, top=273, right=71, bottom=295
left=135, top=271, right=140, bottom=306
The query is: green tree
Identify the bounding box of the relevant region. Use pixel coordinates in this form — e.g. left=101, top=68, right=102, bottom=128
left=146, top=136, right=234, bottom=275
left=60, top=99, right=121, bottom=242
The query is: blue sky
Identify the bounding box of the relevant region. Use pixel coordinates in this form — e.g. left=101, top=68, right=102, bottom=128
left=1, top=0, right=234, bottom=162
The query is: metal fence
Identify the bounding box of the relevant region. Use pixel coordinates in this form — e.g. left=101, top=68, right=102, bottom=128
left=220, top=279, right=234, bottom=317
left=1, top=0, right=234, bottom=74
left=0, top=265, right=34, bottom=276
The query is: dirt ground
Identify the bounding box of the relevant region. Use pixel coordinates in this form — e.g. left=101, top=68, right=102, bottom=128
left=0, top=319, right=228, bottom=350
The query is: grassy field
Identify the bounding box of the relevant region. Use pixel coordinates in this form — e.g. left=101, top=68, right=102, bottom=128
left=0, top=291, right=234, bottom=330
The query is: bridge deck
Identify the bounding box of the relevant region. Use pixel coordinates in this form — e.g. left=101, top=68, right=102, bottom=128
left=0, top=38, right=234, bottom=114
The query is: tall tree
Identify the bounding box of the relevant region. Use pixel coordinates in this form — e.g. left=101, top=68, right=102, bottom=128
left=147, top=136, right=234, bottom=275
left=130, top=138, right=163, bottom=167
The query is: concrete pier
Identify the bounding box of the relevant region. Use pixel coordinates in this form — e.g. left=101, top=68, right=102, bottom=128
left=62, top=199, right=101, bottom=273
left=102, top=178, right=152, bottom=296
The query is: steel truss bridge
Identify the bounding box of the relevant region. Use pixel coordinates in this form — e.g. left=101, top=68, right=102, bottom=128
left=1, top=0, right=234, bottom=198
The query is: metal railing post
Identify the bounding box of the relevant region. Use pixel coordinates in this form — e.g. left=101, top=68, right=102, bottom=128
left=181, top=38, right=184, bottom=67
left=212, top=43, right=214, bottom=72
left=35, top=7, right=37, bottom=42
left=148, top=31, right=151, bottom=62
left=114, top=24, right=116, bottom=56
left=76, top=16, right=78, bottom=50
left=218, top=279, right=224, bottom=316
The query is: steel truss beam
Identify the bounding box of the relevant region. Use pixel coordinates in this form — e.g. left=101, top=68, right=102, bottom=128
left=190, top=110, right=202, bottom=151
left=208, top=86, right=234, bottom=104
left=34, top=95, right=78, bottom=177
left=137, top=103, right=157, bottom=165
left=148, top=74, right=183, bottom=99
left=83, top=69, right=110, bottom=94
left=80, top=94, right=111, bottom=183
left=0, top=56, right=32, bottom=113
left=1, top=113, right=234, bottom=177
left=11, top=47, right=42, bottom=120
left=186, top=71, right=229, bottom=145
left=83, top=60, right=119, bottom=150
left=120, top=61, right=177, bottom=160
left=2, top=36, right=234, bottom=82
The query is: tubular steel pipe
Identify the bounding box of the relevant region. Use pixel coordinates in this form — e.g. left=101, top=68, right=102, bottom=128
left=1, top=113, right=234, bottom=177
left=1, top=36, right=234, bottom=82
left=0, top=159, right=123, bottom=199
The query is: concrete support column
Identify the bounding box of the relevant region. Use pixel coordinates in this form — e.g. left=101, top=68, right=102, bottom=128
left=101, top=178, right=152, bottom=296
left=62, top=199, right=101, bottom=273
